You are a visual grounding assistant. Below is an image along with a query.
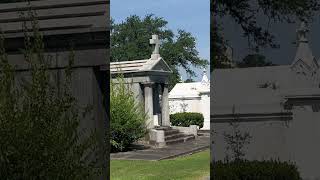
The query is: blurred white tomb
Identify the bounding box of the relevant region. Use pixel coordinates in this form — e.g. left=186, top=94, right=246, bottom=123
left=169, top=69, right=210, bottom=130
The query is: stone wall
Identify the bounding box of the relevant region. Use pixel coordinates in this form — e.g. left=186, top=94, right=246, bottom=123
left=212, top=109, right=320, bottom=179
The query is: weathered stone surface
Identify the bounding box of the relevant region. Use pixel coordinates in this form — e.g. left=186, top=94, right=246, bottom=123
left=0, top=0, right=109, bottom=55
left=0, top=0, right=109, bottom=179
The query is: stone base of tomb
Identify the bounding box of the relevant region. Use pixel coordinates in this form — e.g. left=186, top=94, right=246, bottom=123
left=149, top=126, right=197, bottom=148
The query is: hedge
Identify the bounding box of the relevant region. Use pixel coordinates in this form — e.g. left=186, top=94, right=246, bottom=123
left=170, top=112, right=204, bottom=128
left=212, top=160, right=301, bottom=180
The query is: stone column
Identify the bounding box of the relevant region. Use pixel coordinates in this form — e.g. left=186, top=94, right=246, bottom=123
left=161, top=83, right=170, bottom=126
left=144, top=83, right=154, bottom=129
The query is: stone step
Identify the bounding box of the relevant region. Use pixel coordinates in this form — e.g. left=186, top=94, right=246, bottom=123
left=198, top=132, right=210, bottom=137
left=184, top=135, right=196, bottom=142
left=154, top=126, right=171, bottom=130
left=165, top=137, right=184, bottom=145
left=150, top=127, right=197, bottom=147
left=163, top=129, right=180, bottom=136
left=165, top=133, right=185, bottom=141
left=198, top=130, right=210, bottom=134
left=166, top=134, right=195, bottom=145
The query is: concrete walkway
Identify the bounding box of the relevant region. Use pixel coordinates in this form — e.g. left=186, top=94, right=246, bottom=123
left=111, top=136, right=210, bottom=161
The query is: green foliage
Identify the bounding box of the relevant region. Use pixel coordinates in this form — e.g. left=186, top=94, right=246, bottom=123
left=237, top=54, right=276, bottom=68
left=170, top=112, right=204, bottom=128
left=211, top=22, right=231, bottom=71
left=111, top=15, right=208, bottom=89
left=212, top=160, right=301, bottom=180
left=0, top=10, right=100, bottom=179
left=110, top=76, right=147, bottom=152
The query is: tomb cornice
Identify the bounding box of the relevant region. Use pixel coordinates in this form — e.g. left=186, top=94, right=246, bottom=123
left=211, top=112, right=293, bottom=123
left=3, top=48, right=108, bottom=71
left=0, top=0, right=109, bottom=53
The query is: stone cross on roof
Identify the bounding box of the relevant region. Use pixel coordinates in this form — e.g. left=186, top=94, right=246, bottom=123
left=297, top=21, right=309, bottom=43
left=201, top=68, right=209, bottom=85
left=150, top=34, right=161, bottom=60
left=291, top=21, right=319, bottom=73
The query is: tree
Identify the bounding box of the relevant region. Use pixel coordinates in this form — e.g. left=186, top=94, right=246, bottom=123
left=237, top=54, right=275, bottom=68
left=221, top=105, right=252, bottom=162
left=211, top=0, right=320, bottom=70
left=111, top=15, right=208, bottom=89
left=223, top=121, right=252, bottom=161
left=184, top=78, right=195, bottom=83
left=0, top=9, right=101, bottom=179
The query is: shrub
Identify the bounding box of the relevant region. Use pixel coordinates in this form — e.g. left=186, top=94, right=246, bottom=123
left=223, top=120, right=252, bottom=161
left=0, top=10, right=100, bottom=179
left=110, top=76, right=147, bottom=152
left=170, top=112, right=204, bottom=128
left=212, top=160, right=301, bottom=180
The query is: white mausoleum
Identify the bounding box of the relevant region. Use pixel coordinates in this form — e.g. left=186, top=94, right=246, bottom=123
left=169, top=69, right=210, bottom=130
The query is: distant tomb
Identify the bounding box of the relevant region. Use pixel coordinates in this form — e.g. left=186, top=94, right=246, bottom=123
left=169, top=69, right=210, bottom=130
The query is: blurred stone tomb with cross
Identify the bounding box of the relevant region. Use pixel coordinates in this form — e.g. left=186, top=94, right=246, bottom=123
left=211, top=22, right=320, bottom=179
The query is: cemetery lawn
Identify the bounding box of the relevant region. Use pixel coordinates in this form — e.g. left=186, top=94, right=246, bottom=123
left=111, top=150, right=210, bottom=180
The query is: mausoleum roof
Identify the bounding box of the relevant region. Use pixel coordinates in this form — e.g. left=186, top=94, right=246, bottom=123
left=111, top=34, right=172, bottom=77
left=169, top=82, right=207, bottom=99
left=169, top=69, right=210, bottom=99
left=110, top=57, right=172, bottom=75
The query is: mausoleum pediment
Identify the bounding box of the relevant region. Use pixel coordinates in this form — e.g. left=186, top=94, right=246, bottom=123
left=111, top=34, right=172, bottom=77
left=110, top=57, right=172, bottom=75
left=291, top=22, right=319, bottom=74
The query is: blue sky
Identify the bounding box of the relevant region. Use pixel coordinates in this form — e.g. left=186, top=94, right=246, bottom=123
left=111, top=0, right=210, bottom=81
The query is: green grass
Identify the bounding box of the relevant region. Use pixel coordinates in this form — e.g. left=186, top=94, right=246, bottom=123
left=111, top=150, right=210, bottom=180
